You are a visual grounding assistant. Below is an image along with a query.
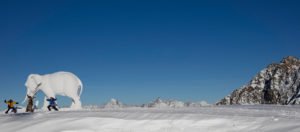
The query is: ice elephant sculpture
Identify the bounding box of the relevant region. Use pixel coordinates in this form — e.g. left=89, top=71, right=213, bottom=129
left=23, top=71, right=83, bottom=109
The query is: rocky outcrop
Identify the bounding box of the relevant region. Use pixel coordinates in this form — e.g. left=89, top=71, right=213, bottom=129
left=217, top=56, right=300, bottom=105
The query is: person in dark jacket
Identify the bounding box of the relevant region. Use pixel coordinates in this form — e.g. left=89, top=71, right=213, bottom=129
left=47, top=97, right=58, bottom=111
left=26, top=95, right=35, bottom=112
left=4, top=99, right=18, bottom=114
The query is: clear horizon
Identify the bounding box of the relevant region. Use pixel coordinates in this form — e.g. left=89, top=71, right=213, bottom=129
left=1, top=1, right=300, bottom=109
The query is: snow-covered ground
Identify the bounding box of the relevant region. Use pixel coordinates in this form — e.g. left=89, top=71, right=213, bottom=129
left=1, top=105, right=300, bottom=132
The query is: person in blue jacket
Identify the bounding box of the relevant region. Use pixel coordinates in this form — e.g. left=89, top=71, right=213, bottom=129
left=47, top=97, right=58, bottom=111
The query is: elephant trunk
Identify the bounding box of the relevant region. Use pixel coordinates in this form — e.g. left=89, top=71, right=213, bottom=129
left=23, top=90, right=35, bottom=104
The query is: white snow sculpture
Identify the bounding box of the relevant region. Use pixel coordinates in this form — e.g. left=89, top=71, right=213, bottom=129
left=23, top=71, right=83, bottom=109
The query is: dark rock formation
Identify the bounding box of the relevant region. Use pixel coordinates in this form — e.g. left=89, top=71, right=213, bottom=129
left=216, top=56, right=300, bottom=105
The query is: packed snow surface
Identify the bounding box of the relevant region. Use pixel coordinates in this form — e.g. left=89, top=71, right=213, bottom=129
left=1, top=105, right=300, bottom=132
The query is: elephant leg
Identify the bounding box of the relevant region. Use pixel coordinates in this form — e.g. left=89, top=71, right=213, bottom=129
left=42, top=96, right=49, bottom=110
left=70, top=96, right=82, bottom=109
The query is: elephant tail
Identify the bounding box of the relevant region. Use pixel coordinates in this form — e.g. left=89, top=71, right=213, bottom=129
left=77, top=78, right=83, bottom=97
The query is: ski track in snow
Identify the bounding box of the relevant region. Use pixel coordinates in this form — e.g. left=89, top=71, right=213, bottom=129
left=1, top=105, right=300, bottom=132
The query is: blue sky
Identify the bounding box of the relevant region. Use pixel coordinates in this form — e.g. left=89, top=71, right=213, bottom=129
left=0, top=1, right=300, bottom=109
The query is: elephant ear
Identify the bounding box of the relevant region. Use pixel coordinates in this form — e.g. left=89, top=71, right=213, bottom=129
left=30, top=74, right=42, bottom=86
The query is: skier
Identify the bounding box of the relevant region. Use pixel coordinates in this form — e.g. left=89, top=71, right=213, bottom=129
left=47, top=97, right=58, bottom=111
left=4, top=99, right=19, bottom=114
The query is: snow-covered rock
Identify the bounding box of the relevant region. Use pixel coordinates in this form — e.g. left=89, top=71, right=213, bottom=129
left=217, top=56, right=300, bottom=105
left=100, top=98, right=127, bottom=109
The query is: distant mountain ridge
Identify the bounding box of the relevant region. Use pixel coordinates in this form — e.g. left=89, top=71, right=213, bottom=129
left=141, top=97, right=209, bottom=108
left=97, top=98, right=209, bottom=109
left=217, top=56, right=300, bottom=105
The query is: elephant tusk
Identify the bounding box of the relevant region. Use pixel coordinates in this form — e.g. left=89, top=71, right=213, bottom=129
left=22, top=95, right=28, bottom=104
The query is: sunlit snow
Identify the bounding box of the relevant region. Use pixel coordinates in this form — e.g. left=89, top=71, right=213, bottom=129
left=1, top=105, right=300, bottom=132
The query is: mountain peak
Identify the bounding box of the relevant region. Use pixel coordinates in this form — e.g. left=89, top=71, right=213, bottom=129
left=155, top=97, right=163, bottom=103
left=109, top=98, right=117, bottom=103
left=100, top=98, right=127, bottom=108
left=280, top=56, right=300, bottom=65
